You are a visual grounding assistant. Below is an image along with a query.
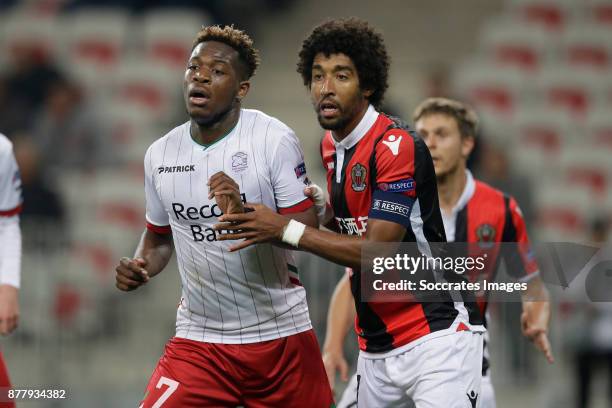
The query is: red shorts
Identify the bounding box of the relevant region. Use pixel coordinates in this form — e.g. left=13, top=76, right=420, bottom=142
left=139, top=330, right=334, bottom=407
left=0, top=351, right=15, bottom=408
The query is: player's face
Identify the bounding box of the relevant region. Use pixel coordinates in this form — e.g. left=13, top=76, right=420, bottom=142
left=183, top=41, right=245, bottom=126
left=309, top=53, right=371, bottom=134
left=416, top=113, right=473, bottom=179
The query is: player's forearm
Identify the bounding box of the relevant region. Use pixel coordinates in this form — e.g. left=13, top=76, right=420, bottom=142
left=297, top=227, right=363, bottom=269
left=323, top=274, right=355, bottom=353
left=522, top=276, right=550, bottom=302
left=134, top=229, right=173, bottom=278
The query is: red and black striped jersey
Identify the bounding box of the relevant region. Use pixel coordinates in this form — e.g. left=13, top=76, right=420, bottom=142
left=442, top=170, right=539, bottom=375
left=443, top=172, right=539, bottom=316
left=320, top=106, right=485, bottom=354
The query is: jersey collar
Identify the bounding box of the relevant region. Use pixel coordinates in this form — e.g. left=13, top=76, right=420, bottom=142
left=332, top=104, right=378, bottom=150
left=451, top=169, right=476, bottom=214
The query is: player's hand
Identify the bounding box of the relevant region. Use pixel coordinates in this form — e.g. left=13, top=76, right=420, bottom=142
left=0, top=284, right=19, bottom=335
left=322, top=348, right=349, bottom=391
left=208, top=171, right=244, bottom=215
left=115, top=257, right=150, bottom=291
left=304, top=183, right=333, bottom=225
left=521, top=301, right=554, bottom=363
left=214, top=203, right=288, bottom=251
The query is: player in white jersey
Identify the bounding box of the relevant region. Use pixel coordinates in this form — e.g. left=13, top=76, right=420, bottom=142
left=114, top=26, right=333, bottom=407
left=0, top=133, right=22, bottom=408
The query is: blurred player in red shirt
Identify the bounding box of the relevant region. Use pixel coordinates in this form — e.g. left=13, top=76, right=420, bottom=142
left=323, top=98, right=554, bottom=408
left=0, top=133, right=22, bottom=408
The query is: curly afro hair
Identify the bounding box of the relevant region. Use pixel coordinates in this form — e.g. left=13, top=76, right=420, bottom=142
left=297, top=18, right=390, bottom=108
left=193, top=25, right=260, bottom=80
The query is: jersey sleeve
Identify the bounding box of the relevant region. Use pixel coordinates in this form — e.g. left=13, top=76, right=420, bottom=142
left=144, top=145, right=171, bottom=233
left=368, top=129, right=418, bottom=229
left=503, top=196, right=539, bottom=281
left=269, top=127, right=314, bottom=215
left=0, top=140, right=22, bottom=216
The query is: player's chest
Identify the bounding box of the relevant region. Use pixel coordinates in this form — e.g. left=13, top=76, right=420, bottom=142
left=154, top=147, right=267, bottom=217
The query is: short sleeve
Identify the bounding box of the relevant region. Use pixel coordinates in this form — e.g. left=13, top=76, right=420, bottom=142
left=503, top=196, right=539, bottom=281
left=144, top=145, right=171, bottom=233
left=368, top=130, right=418, bottom=228
left=269, top=127, right=313, bottom=215
left=0, top=139, right=22, bottom=216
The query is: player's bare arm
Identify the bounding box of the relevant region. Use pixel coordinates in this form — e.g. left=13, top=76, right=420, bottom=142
left=322, top=273, right=354, bottom=390
left=210, top=171, right=319, bottom=234
left=521, top=276, right=554, bottom=363
left=115, top=229, right=173, bottom=291
left=215, top=203, right=405, bottom=268
left=0, top=284, right=19, bottom=335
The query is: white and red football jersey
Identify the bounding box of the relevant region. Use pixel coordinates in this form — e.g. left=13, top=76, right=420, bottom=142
left=0, top=133, right=22, bottom=288
left=144, top=109, right=314, bottom=344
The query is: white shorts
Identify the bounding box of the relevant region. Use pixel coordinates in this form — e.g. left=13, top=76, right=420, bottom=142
left=352, top=331, right=484, bottom=408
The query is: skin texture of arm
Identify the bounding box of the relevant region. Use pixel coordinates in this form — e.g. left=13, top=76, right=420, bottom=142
left=214, top=203, right=405, bottom=269
left=322, top=273, right=356, bottom=390
left=521, top=275, right=554, bottom=363
left=115, top=229, right=174, bottom=291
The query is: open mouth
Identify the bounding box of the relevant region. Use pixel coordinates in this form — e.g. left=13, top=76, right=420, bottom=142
left=319, top=101, right=340, bottom=118
left=188, top=89, right=210, bottom=106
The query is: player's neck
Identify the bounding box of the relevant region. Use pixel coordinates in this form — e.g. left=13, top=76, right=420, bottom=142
left=190, top=105, right=240, bottom=147
left=332, top=101, right=369, bottom=141
left=437, top=166, right=467, bottom=215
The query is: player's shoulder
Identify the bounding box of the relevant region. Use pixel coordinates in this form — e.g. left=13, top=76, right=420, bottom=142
left=242, top=108, right=296, bottom=141
left=474, top=179, right=518, bottom=205
left=0, top=133, right=13, bottom=154
left=146, top=121, right=189, bottom=157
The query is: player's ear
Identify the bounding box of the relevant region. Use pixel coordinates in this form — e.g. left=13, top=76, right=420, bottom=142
left=461, top=134, right=475, bottom=158
left=362, top=88, right=373, bottom=98
left=237, top=81, right=250, bottom=101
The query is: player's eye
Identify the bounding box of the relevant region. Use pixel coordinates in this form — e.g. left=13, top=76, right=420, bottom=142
left=187, top=64, right=198, bottom=71
left=337, top=74, right=349, bottom=81
left=213, top=68, right=224, bottom=75
left=312, top=73, right=323, bottom=81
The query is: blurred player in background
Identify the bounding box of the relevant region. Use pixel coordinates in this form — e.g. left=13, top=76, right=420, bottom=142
left=323, top=98, right=554, bottom=408
left=0, top=133, right=22, bottom=408
left=114, top=25, right=332, bottom=407
left=216, top=19, right=485, bottom=408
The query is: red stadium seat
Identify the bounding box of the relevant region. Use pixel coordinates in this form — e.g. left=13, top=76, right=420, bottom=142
left=480, top=17, right=554, bottom=71
left=453, top=60, right=527, bottom=114
left=562, top=25, right=612, bottom=69
left=140, top=9, right=212, bottom=69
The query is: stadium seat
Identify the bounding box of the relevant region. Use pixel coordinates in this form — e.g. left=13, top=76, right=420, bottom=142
left=561, top=24, right=612, bottom=69
left=514, top=106, right=577, bottom=148
left=535, top=66, right=605, bottom=119
left=140, top=9, right=212, bottom=69
left=0, top=10, right=61, bottom=66
left=506, top=0, right=579, bottom=31
left=60, top=8, right=129, bottom=91
left=480, top=16, right=554, bottom=70
left=585, top=108, right=612, bottom=150
left=533, top=181, right=591, bottom=241
left=585, top=0, right=612, bottom=26
left=453, top=59, right=527, bottom=115
left=111, top=56, right=182, bottom=124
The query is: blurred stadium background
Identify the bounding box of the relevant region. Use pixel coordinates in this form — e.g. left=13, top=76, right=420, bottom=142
left=1, top=0, right=611, bottom=406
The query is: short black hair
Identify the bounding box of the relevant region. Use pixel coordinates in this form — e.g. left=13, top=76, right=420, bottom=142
left=297, top=18, right=390, bottom=108
left=193, top=25, right=260, bottom=80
